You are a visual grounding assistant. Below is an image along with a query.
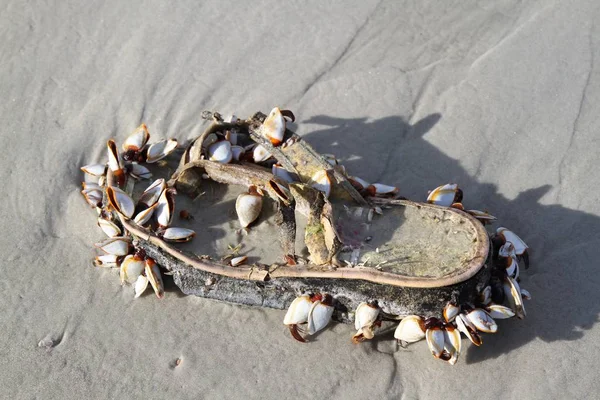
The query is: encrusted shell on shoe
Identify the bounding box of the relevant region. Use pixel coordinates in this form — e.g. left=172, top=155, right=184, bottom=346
left=235, top=186, right=263, bottom=228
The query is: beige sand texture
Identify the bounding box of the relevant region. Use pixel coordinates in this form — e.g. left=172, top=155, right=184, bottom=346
left=2, top=0, right=599, bottom=398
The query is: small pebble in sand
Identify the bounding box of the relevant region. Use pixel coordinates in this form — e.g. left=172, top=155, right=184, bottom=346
left=169, top=358, right=182, bottom=369
left=179, top=210, right=194, bottom=220
left=38, top=336, right=55, bottom=351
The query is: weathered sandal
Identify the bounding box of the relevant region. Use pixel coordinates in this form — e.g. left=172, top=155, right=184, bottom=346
left=81, top=108, right=531, bottom=364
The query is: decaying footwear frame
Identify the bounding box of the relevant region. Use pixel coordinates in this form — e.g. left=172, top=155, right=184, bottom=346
left=81, top=108, right=531, bottom=364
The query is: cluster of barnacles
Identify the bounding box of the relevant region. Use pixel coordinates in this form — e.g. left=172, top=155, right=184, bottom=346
left=81, top=108, right=531, bottom=365
left=191, top=108, right=403, bottom=235
left=283, top=184, right=531, bottom=366
left=81, top=125, right=194, bottom=298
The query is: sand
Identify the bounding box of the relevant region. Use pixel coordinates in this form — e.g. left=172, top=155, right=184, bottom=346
left=2, top=0, right=599, bottom=398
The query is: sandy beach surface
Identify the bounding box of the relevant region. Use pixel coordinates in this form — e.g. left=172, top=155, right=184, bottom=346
left=2, top=1, right=599, bottom=398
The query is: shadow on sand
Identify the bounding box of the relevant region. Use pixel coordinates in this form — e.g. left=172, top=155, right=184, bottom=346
left=298, top=112, right=599, bottom=364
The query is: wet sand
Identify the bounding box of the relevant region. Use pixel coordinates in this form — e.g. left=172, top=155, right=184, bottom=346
left=2, top=1, right=599, bottom=398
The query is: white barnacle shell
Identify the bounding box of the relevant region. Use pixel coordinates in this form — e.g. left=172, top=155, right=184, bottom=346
left=425, top=326, right=445, bottom=358
left=443, top=326, right=462, bottom=365
left=146, top=139, right=178, bottom=163
left=283, top=294, right=313, bottom=343
left=81, top=164, right=107, bottom=177
left=94, top=254, right=121, bottom=268
left=485, top=304, right=515, bottom=319
left=134, top=275, right=149, bottom=298
left=352, top=302, right=380, bottom=342
left=307, top=297, right=334, bottom=335
left=283, top=295, right=312, bottom=326
left=368, top=183, right=399, bottom=196
left=95, top=237, right=131, bottom=256
left=133, top=203, right=157, bottom=225
left=128, top=163, right=152, bottom=180
left=354, top=302, right=380, bottom=331
left=261, top=107, right=287, bottom=146
left=155, top=188, right=175, bottom=228
left=466, top=309, right=497, bottom=333
left=138, top=178, right=166, bottom=208
left=81, top=182, right=100, bottom=191
left=235, top=186, right=263, bottom=228
left=272, top=164, right=298, bottom=183
left=145, top=258, right=164, bottom=299
left=98, top=217, right=122, bottom=237
left=427, top=183, right=459, bottom=207
left=455, top=313, right=482, bottom=346
left=230, top=256, right=248, bottom=267
left=162, top=227, right=196, bottom=242
left=443, top=302, right=460, bottom=322
left=394, top=315, right=426, bottom=343
left=106, top=139, right=122, bottom=174
left=106, top=186, right=135, bottom=219
left=107, top=139, right=127, bottom=186
left=207, top=140, right=233, bottom=164
left=120, top=254, right=145, bottom=285
left=253, top=145, right=272, bottom=163
left=81, top=188, right=103, bottom=208
left=496, top=227, right=529, bottom=256
left=503, top=276, right=526, bottom=319
left=122, top=124, right=150, bottom=151
left=309, top=170, right=331, bottom=199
